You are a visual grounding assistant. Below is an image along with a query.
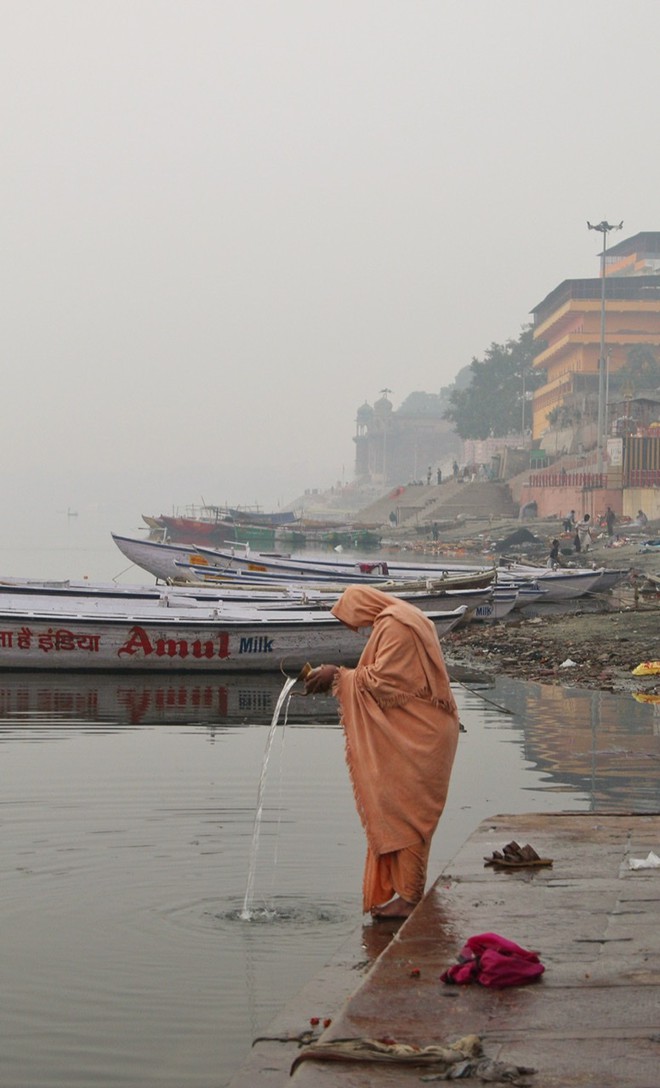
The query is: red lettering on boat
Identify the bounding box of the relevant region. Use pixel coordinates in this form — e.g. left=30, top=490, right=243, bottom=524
left=117, top=626, right=231, bottom=661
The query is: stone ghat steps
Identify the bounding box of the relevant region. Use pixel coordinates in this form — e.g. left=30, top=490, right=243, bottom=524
left=356, top=481, right=517, bottom=529
left=231, top=811, right=660, bottom=1088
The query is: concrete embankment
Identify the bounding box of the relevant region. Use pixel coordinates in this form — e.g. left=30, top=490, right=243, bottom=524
left=229, top=812, right=660, bottom=1088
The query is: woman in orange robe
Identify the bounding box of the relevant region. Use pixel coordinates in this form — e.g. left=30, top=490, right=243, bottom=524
left=305, top=585, right=459, bottom=919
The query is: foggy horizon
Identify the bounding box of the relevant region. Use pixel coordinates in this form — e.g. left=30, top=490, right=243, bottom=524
left=3, top=1, right=659, bottom=526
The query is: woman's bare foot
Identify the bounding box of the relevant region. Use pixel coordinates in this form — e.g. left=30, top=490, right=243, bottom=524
left=370, top=896, right=416, bottom=919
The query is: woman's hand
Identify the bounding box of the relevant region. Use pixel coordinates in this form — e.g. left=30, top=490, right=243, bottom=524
left=304, top=664, right=338, bottom=694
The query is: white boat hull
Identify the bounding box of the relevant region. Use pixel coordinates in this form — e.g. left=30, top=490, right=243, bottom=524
left=111, top=534, right=611, bottom=603
left=0, top=605, right=467, bottom=672
left=497, top=567, right=605, bottom=600
left=111, top=533, right=496, bottom=587
left=471, top=589, right=519, bottom=621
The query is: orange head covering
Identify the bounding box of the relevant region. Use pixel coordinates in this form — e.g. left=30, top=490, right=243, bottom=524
left=331, top=585, right=454, bottom=709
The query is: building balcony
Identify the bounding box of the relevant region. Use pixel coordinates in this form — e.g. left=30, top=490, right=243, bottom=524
left=533, top=328, right=660, bottom=369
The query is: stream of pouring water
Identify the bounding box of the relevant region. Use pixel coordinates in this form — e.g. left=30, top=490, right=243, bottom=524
left=240, top=675, right=298, bottom=920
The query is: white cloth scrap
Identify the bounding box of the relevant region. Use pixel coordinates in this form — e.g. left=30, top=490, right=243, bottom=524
left=628, top=851, right=660, bottom=870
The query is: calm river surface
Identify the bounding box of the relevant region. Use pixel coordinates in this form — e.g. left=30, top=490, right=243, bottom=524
left=0, top=521, right=658, bottom=1086
left=2, top=669, right=659, bottom=1088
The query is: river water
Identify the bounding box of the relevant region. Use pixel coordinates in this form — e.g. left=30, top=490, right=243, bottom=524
left=2, top=670, right=659, bottom=1088
left=1, top=519, right=659, bottom=1086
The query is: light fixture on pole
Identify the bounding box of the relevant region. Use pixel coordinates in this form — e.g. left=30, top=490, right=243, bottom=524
left=587, top=219, right=623, bottom=473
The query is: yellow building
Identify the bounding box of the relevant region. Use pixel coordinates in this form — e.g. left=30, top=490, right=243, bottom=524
left=530, top=232, right=660, bottom=441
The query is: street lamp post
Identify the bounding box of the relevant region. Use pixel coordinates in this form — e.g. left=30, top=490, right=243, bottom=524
left=587, top=219, right=623, bottom=474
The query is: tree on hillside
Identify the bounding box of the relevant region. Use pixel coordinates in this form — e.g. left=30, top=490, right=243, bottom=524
left=610, top=346, right=660, bottom=395
left=398, top=391, right=446, bottom=416
left=443, top=326, right=545, bottom=440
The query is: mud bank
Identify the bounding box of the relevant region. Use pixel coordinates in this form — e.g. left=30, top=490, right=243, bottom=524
left=445, top=600, right=660, bottom=695
left=421, top=517, right=659, bottom=695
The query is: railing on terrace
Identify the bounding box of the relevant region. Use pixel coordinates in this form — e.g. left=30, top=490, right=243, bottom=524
left=626, top=469, right=660, bottom=487
left=528, top=469, right=660, bottom=488
left=528, top=472, right=606, bottom=489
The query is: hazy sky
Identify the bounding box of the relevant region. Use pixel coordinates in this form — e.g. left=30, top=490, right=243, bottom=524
left=3, top=0, right=659, bottom=521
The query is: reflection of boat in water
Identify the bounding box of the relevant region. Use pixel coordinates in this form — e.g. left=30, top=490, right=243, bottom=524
left=0, top=670, right=338, bottom=728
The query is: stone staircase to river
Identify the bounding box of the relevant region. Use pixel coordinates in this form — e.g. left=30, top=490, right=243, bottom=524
left=355, top=479, right=518, bottom=529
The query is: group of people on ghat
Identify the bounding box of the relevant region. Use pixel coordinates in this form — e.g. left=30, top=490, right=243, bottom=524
left=558, top=510, right=596, bottom=557
left=554, top=506, right=650, bottom=565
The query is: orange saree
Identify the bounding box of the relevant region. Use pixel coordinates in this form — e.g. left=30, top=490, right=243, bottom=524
left=331, top=586, right=459, bottom=913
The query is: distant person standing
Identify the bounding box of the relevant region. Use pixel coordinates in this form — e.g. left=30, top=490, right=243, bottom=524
left=576, top=513, right=593, bottom=553
left=563, top=509, right=576, bottom=533
left=605, top=506, right=616, bottom=538
left=636, top=509, right=649, bottom=528
left=547, top=539, right=562, bottom=567
left=452, top=460, right=459, bottom=480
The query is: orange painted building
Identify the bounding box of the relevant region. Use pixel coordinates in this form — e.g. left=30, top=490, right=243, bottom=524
left=530, top=232, right=660, bottom=440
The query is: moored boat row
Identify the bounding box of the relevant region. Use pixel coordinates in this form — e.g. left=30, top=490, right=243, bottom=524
left=111, top=531, right=626, bottom=603
left=0, top=525, right=630, bottom=673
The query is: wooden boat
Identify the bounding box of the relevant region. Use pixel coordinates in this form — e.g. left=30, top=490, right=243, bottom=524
left=149, top=512, right=237, bottom=545
left=113, top=533, right=610, bottom=603
left=144, top=505, right=300, bottom=548
left=275, top=526, right=382, bottom=549
left=114, top=532, right=395, bottom=583
left=508, top=581, right=549, bottom=608
left=0, top=598, right=467, bottom=672
left=148, top=513, right=277, bottom=548
left=226, top=506, right=299, bottom=527
left=179, top=542, right=474, bottom=582
left=189, top=543, right=612, bottom=603
left=0, top=572, right=496, bottom=617
left=506, top=561, right=630, bottom=596
left=183, top=575, right=500, bottom=614
left=0, top=574, right=340, bottom=607
left=497, top=562, right=626, bottom=599
left=111, top=532, right=497, bottom=589
left=155, top=539, right=583, bottom=602
left=470, top=588, right=519, bottom=621
left=588, top=568, right=631, bottom=593
left=0, top=570, right=494, bottom=631
left=190, top=562, right=535, bottom=614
